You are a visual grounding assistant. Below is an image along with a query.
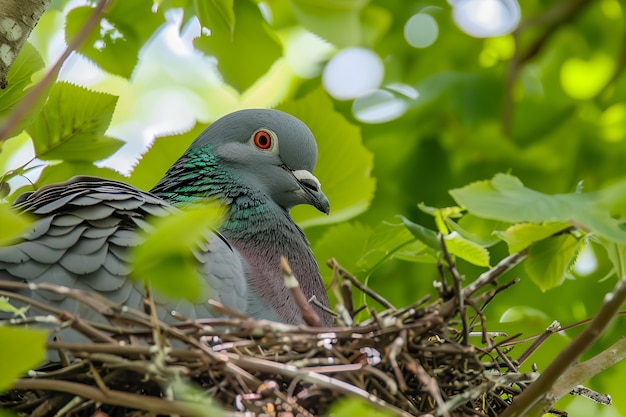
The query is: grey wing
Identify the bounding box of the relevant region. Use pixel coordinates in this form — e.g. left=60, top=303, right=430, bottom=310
left=0, top=176, right=247, bottom=332
left=0, top=177, right=174, bottom=324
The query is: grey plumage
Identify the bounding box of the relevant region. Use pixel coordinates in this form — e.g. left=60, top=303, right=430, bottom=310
left=0, top=109, right=332, bottom=331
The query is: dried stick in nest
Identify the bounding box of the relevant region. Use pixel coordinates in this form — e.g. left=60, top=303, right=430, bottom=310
left=1, top=246, right=543, bottom=417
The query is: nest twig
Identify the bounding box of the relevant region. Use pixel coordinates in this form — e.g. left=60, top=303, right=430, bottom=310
left=1, top=248, right=555, bottom=417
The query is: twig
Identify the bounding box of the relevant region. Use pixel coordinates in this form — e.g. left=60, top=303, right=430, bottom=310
left=327, top=258, right=396, bottom=309
left=224, top=353, right=412, bottom=417
left=500, top=277, right=626, bottom=417
left=281, top=256, right=322, bottom=327
left=441, top=372, right=538, bottom=416
left=11, top=378, right=205, bottom=416
left=207, top=299, right=249, bottom=319
left=462, top=250, right=528, bottom=298
left=550, top=337, right=626, bottom=406
left=569, top=386, right=612, bottom=406
left=403, top=353, right=449, bottom=417
left=388, top=330, right=408, bottom=393
left=439, top=234, right=469, bottom=345
left=516, top=320, right=561, bottom=365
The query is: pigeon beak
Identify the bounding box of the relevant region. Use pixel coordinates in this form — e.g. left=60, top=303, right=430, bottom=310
left=291, top=169, right=330, bottom=215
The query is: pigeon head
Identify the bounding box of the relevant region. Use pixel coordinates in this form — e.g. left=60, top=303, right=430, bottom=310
left=187, top=109, right=330, bottom=214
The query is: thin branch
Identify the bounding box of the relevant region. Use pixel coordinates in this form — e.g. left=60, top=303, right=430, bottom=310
left=503, top=0, right=593, bottom=136
left=327, top=258, right=396, bottom=309
left=500, top=276, right=626, bottom=417
left=516, top=320, right=562, bottom=365
left=11, top=378, right=205, bottom=417
left=548, top=337, right=626, bottom=406
left=0, top=0, right=51, bottom=88
left=0, top=0, right=112, bottom=142
left=462, top=250, right=528, bottom=298
left=223, top=353, right=413, bottom=417
left=439, top=234, right=469, bottom=344
left=281, top=256, right=322, bottom=327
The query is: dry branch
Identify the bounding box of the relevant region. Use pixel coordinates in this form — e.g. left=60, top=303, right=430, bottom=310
left=0, top=249, right=613, bottom=417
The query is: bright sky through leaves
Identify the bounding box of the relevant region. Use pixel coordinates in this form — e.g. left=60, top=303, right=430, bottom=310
left=451, top=0, right=521, bottom=37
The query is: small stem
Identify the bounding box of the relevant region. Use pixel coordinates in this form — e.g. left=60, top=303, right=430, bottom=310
left=327, top=259, right=396, bottom=310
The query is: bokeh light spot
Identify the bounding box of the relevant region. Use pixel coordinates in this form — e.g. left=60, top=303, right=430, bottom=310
left=479, top=36, right=514, bottom=66
left=600, top=103, right=626, bottom=142
left=323, top=47, right=384, bottom=100
left=451, top=0, right=520, bottom=38
left=601, top=0, right=622, bottom=19
left=404, top=13, right=439, bottom=48
left=387, top=83, right=420, bottom=100
left=560, top=55, right=614, bottom=100
left=352, top=90, right=407, bottom=124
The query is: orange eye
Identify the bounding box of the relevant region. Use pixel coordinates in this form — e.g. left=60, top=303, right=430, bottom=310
left=253, top=130, right=273, bottom=150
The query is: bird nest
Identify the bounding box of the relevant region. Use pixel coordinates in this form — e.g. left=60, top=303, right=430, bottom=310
left=0, top=251, right=545, bottom=417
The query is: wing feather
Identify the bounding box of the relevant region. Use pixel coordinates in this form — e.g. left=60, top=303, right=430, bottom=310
left=0, top=176, right=248, bottom=338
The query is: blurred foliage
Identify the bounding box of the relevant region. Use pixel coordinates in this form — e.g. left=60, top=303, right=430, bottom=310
left=1, top=0, right=626, bottom=415
left=0, top=327, right=47, bottom=392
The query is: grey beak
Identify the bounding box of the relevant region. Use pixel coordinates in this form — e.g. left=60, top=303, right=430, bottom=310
left=292, top=169, right=330, bottom=215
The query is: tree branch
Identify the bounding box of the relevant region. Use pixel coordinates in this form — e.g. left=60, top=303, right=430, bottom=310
left=11, top=378, right=206, bottom=417
left=0, top=0, right=111, bottom=142
left=502, top=0, right=593, bottom=136
left=500, top=277, right=626, bottom=417
left=0, top=0, right=50, bottom=89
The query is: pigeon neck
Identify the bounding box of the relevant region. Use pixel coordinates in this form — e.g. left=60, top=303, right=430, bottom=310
left=150, top=147, right=284, bottom=232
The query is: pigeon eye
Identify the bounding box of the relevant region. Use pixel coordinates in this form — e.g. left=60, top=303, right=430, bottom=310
left=253, top=130, right=273, bottom=150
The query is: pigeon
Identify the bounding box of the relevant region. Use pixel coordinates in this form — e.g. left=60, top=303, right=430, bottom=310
left=0, top=109, right=333, bottom=330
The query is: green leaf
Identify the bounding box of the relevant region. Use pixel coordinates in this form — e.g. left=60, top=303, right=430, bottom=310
left=0, top=205, right=31, bottom=246
left=0, top=327, right=48, bottom=392
left=314, top=221, right=433, bottom=288
left=448, top=214, right=505, bottom=247
left=496, top=221, right=572, bottom=253
left=27, top=82, right=122, bottom=163
left=591, top=237, right=626, bottom=280
left=400, top=216, right=440, bottom=251
left=525, top=234, right=578, bottom=292
left=443, top=232, right=491, bottom=267
left=418, top=203, right=464, bottom=234
left=132, top=205, right=224, bottom=302
left=0, top=42, right=46, bottom=137
left=281, top=88, right=375, bottom=228
left=65, top=0, right=165, bottom=78
left=0, top=297, right=29, bottom=318
left=450, top=173, right=626, bottom=244
left=194, top=0, right=282, bottom=92
left=194, top=0, right=235, bottom=34
left=290, top=0, right=377, bottom=47
left=418, top=203, right=464, bottom=218
left=328, top=397, right=395, bottom=417
left=401, top=216, right=489, bottom=266
left=36, top=162, right=126, bottom=187
left=128, top=123, right=207, bottom=190
left=499, top=306, right=550, bottom=323
left=169, top=379, right=225, bottom=416
left=356, top=221, right=421, bottom=272
left=0, top=133, right=32, bottom=177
